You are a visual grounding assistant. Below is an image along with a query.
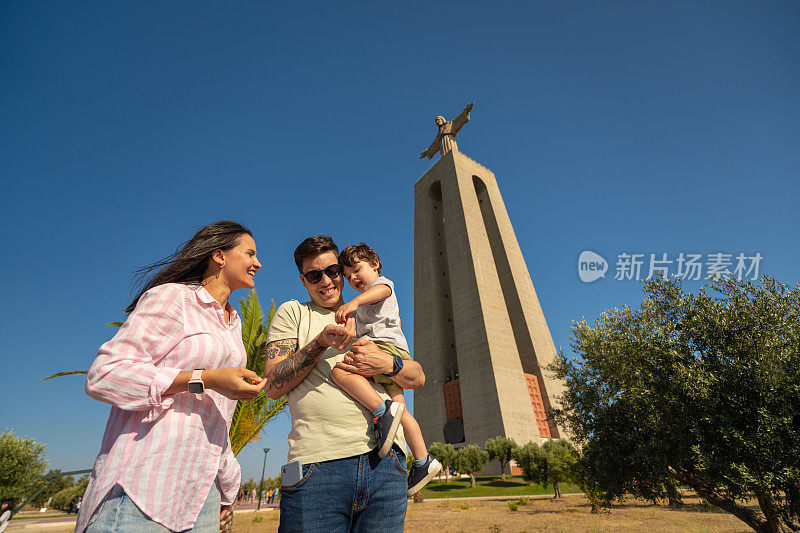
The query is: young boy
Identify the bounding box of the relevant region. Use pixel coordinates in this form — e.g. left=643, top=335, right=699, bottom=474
left=331, top=243, right=442, bottom=495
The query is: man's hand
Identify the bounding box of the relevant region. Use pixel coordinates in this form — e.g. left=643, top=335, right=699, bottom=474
left=335, top=301, right=359, bottom=324
left=317, top=318, right=356, bottom=350
left=204, top=368, right=265, bottom=400
left=335, top=338, right=393, bottom=377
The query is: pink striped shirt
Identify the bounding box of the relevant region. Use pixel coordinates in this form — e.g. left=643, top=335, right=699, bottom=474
left=75, top=283, right=245, bottom=532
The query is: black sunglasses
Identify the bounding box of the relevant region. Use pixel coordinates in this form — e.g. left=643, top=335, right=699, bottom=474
left=302, top=264, right=342, bottom=284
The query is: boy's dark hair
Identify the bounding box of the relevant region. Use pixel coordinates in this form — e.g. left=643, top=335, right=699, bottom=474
left=339, top=243, right=382, bottom=275
left=294, top=235, right=339, bottom=272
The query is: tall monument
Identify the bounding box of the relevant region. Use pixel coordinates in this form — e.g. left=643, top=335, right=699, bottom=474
left=414, top=103, right=568, bottom=468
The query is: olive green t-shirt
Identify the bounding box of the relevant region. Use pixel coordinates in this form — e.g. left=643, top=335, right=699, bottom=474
left=266, top=299, right=406, bottom=465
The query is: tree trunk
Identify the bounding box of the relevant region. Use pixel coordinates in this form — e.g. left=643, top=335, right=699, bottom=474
left=665, top=482, right=683, bottom=508
left=469, top=473, right=476, bottom=488
left=553, top=482, right=562, bottom=499
left=668, top=467, right=788, bottom=533
left=501, top=461, right=506, bottom=480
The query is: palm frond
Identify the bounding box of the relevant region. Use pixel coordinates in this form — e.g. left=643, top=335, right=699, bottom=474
left=228, top=293, right=286, bottom=456
left=267, top=299, right=276, bottom=328
left=42, top=370, right=88, bottom=381
left=239, top=290, right=264, bottom=351
left=230, top=394, right=287, bottom=456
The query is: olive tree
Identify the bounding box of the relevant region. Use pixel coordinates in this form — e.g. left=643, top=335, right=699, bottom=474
left=512, top=442, right=546, bottom=486
left=0, top=430, right=48, bottom=502
left=484, top=437, right=518, bottom=479
left=552, top=276, right=800, bottom=532
left=541, top=439, right=577, bottom=498
left=452, top=445, right=489, bottom=488
left=429, top=442, right=456, bottom=482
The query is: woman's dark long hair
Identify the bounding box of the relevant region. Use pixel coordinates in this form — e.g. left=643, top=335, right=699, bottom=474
left=125, top=221, right=252, bottom=313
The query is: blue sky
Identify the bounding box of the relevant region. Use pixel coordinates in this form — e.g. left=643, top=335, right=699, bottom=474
left=2, top=1, right=798, bottom=484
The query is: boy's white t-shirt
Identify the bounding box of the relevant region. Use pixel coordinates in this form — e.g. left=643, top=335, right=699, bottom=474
left=355, top=276, right=409, bottom=352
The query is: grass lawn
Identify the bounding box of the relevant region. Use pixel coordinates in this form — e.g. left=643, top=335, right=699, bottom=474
left=231, top=495, right=751, bottom=532
left=419, top=475, right=581, bottom=499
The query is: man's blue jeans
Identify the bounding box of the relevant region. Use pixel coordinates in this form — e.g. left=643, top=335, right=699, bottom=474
left=278, top=446, right=407, bottom=532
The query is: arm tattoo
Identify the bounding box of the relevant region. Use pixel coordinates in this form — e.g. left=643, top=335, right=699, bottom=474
left=264, top=338, right=326, bottom=392
left=266, top=339, right=296, bottom=360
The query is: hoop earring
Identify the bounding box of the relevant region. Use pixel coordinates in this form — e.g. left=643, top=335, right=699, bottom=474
left=221, top=262, right=225, bottom=269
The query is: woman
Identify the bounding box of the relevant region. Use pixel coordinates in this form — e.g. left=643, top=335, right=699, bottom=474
left=76, top=221, right=264, bottom=532
left=0, top=499, right=14, bottom=533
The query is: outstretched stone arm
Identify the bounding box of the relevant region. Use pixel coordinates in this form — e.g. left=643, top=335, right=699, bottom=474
left=451, top=102, right=473, bottom=134
left=420, top=138, right=440, bottom=159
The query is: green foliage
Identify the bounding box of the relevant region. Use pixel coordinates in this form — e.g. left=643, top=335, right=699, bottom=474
left=511, top=439, right=576, bottom=497
left=542, top=440, right=577, bottom=498
left=241, top=478, right=257, bottom=494
left=512, top=442, right=547, bottom=486
left=258, top=476, right=281, bottom=491
left=0, top=430, right=48, bottom=501
left=31, top=470, right=75, bottom=507
left=229, top=291, right=286, bottom=456
left=552, top=276, right=800, bottom=532
left=51, top=476, right=88, bottom=510
left=485, top=436, right=518, bottom=479
left=429, top=442, right=456, bottom=482
left=507, top=500, right=518, bottom=511
left=452, top=445, right=489, bottom=488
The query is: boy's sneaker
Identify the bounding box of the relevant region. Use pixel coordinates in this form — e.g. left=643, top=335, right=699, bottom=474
left=374, top=400, right=404, bottom=459
left=407, top=455, right=442, bottom=496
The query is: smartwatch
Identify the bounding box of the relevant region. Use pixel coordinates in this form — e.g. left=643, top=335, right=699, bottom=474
left=384, top=354, right=404, bottom=377
left=188, top=369, right=205, bottom=394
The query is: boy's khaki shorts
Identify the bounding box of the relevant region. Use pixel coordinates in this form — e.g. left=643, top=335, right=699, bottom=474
left=370, top=341, right=411, bottom=392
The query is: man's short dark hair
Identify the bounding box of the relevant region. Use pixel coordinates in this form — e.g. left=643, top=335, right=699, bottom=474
left=339, top=243, right=382, bottom=275
left=294, top=235, right=339, bottom=272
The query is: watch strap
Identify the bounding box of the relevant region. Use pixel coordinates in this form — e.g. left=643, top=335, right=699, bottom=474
left=385, top=354, right=403, bottom=377
left=188, top=368, right=205, bottom=393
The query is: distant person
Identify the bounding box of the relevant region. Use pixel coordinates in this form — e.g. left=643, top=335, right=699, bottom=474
left=76, top=221, right=266, bottom=533
left=333, top=243, right=442, bottom=494
left=264, top=235, right=426, bottom=532
left=0, top=499, right=14, bottom=533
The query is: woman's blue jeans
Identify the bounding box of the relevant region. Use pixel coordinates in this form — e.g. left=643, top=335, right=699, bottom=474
left=278, top=446, right=408, bottom=533
left=84, top=482, right=220, bottom=532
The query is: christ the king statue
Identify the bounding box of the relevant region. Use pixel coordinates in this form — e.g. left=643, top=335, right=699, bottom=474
left=419, top=102, right=474, bottom=159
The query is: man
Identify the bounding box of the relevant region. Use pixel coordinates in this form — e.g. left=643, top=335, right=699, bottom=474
left=264, top=235, right=425, bottom=532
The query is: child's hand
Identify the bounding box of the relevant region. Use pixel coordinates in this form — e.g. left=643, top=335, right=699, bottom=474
left=335, top=301, right=359, bottom=324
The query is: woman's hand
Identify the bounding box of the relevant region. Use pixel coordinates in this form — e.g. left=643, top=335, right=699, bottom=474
left=204, top=368, right=265, bottom=400
left=220, top=504, right=233, bottom=524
